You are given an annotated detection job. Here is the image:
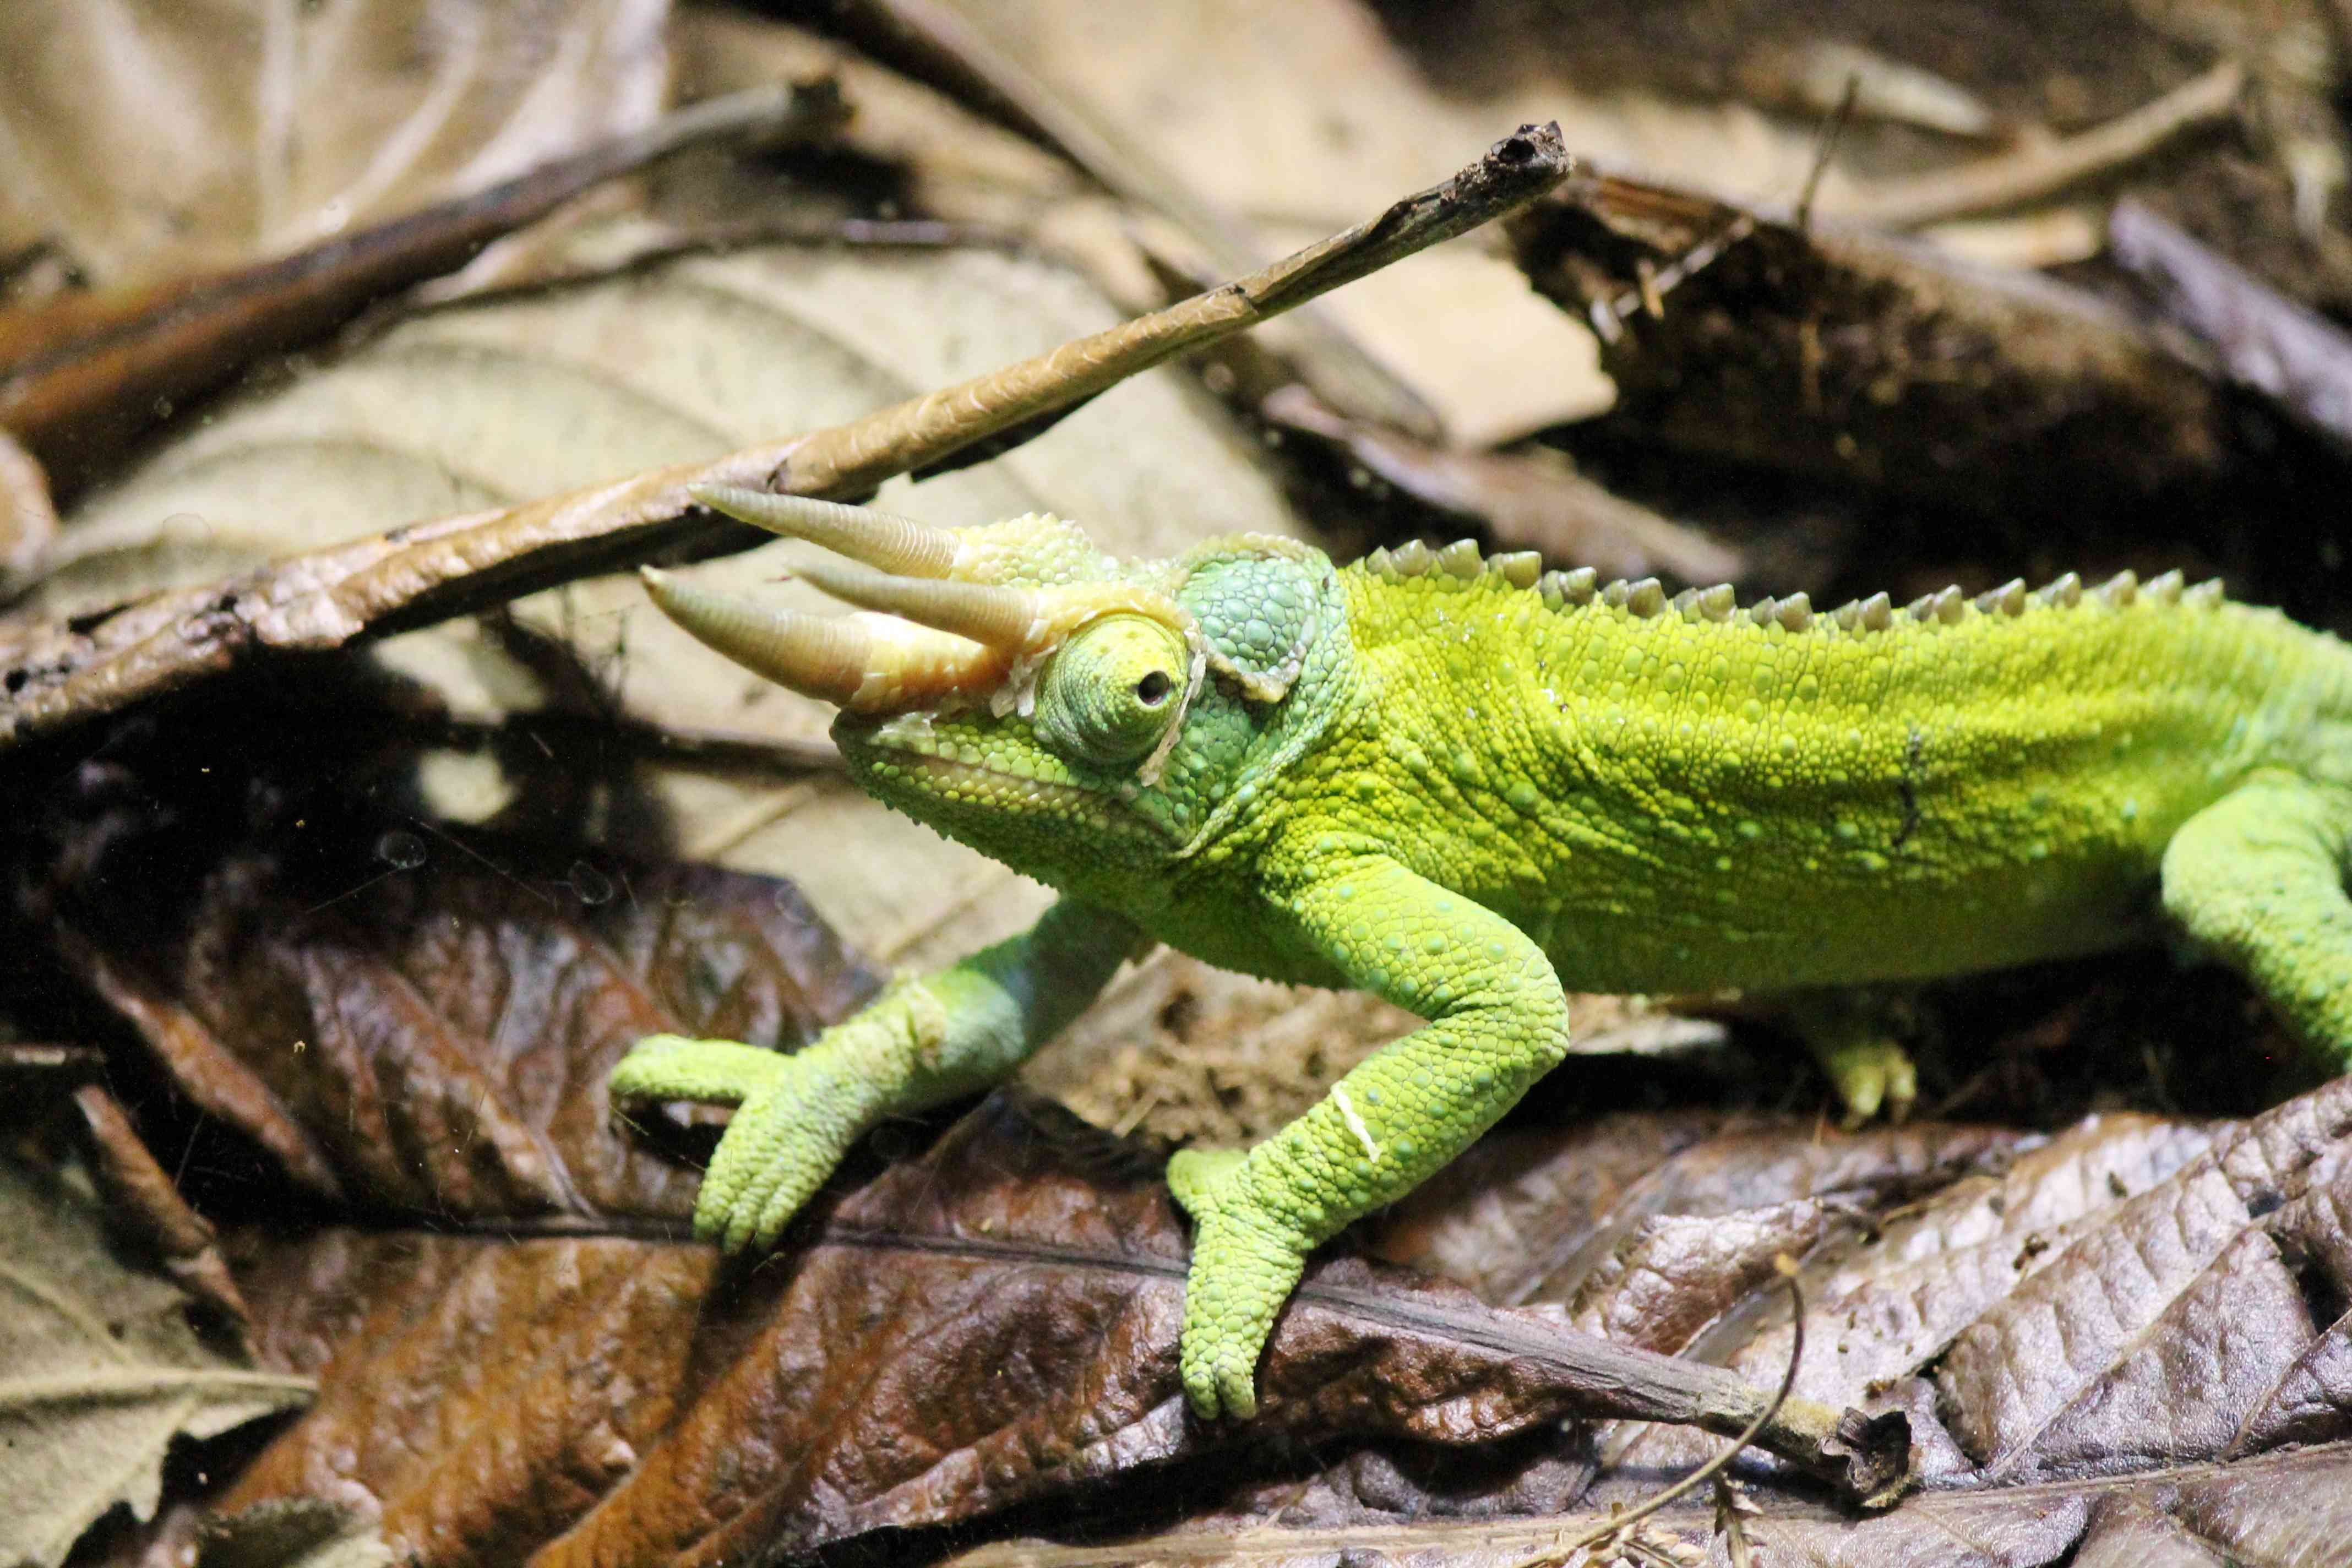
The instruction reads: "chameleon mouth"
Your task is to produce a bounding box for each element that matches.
[848,729,1104,813]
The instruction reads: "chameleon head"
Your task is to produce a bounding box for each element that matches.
[643,485,1344,892]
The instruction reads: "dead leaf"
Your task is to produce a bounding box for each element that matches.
[1737,1441,2352,1564]
[197,1499,394,1568]
[1941,1077,2352,1482]
[959,1440,2352,1567]
[2114,197,2352,450]
[215,1092,1895,1567]
[1376,1112,2034,1308]
[0,1155,312,1568]
[0,428,55,592]
[1032,950,1420,1147]
[839,0,1651,447]
[50,840,878,1226]
[1586,1084,2351,1502]
[72,1086,252,1337]
[0,84,841,494]
[668,7,1082,232]
[0,0,668,286]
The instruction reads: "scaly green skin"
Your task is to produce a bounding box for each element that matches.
[612,496,2352,1420]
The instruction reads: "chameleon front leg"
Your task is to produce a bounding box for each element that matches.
[1164,855,1570,1418]
[610,897,1142,1251]
[2162,770,2352,1064]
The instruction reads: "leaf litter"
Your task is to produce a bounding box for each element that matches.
[16,761,2350,1560]
[9,2,2352,1564]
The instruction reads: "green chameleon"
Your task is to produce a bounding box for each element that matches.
[610,482,2352,1418]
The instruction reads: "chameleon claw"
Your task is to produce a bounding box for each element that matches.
[1169,1151,1314,1419]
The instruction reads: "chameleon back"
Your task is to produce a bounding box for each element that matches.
[1299,559,2352,993]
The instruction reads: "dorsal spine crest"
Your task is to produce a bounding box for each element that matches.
[1349,537,2228,638]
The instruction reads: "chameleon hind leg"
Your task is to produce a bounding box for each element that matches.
[2162,770,2352,1068]
[609,898,1140,1251]
[1778,987,1920,1125]
[1165,854,1571,1419]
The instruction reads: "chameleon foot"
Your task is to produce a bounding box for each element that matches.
[1777,988,1920,1125]
[1166,1147,1310,1420]
[1815,1036,1918,1126]
[610,1032,881,1252]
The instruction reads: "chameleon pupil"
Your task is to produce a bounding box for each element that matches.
[1137,670,1173,705]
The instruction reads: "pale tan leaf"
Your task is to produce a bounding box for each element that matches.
[896,0,1828,444]
[0,0,669,285]
[0,1158,312,1568]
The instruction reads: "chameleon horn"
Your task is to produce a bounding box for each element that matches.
[688,483,959,579]
[641,567,871,707]
[792,556,1041,650]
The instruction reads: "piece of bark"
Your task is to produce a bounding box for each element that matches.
[1508,172,2234,522]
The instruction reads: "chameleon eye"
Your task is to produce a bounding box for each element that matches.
[1036,614,1189,767]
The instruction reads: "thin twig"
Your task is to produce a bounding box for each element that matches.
[1512,1256,1808,1568]
[1831,61,2242,230]
[838,0,1444,440]
[1795,74,1863,232]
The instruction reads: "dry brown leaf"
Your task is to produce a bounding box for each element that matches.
[49,841,876,1227]
[1581,1082,2352,1506]
[1376,1112,2033,1308]
[72,1085,253,1337]
[0,84,840,494]
[215,1092,1896,1567]
[0,0,669,286]
[0,428,56,592]
[667,6,1082,233]
[199,1071,2352,1562]
[197,1498,395,1568]
[2114,197,2352,450]
[948,1441,2352,1567]
[850,0,1652,447]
